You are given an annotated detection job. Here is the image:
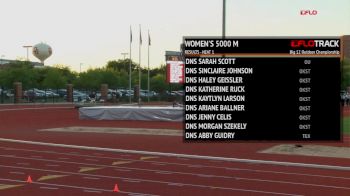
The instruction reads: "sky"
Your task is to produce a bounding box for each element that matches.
[0,0,349,71]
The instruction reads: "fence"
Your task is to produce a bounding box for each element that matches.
[0,86,183,105]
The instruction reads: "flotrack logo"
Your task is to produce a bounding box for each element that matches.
[291,40,339,48]
[300,10,318,15]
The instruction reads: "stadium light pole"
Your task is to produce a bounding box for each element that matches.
[121,52,128,59]
[222,0,226,38]
[121,52,129,70]
[23,45,32,61]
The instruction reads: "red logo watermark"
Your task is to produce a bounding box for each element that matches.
[291,40,339,48]
[300,10,318,15]
[291,40,315,48]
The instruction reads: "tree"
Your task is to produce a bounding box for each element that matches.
[342,58,350,90]
[42,68,66,89]
[53,64,77,84]
[106,59,137,72]
[118,69,129,88]
[0,63,38,89]
[150,64,166,78]
[150,73,168,93]
[74,70,100,90]
[99,68,119,89]
[0,57,180,94]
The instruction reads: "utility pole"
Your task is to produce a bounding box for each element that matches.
[121,52,129,70]
[23,45,32,61]
[121,52,128,59]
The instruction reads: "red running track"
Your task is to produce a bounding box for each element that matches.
[0,105,348,162]
[0,141,350,196]
[0,105,349,195]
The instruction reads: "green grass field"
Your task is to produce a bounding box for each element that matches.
[343,116,350,134]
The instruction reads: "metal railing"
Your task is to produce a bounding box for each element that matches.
[0,87,184,105]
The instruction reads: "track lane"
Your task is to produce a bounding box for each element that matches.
[0,166,305,196]
[0,141,349,195]
[0,105,349,195]
[0,178,159,196]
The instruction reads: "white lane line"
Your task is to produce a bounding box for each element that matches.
[45,164,60,167]
[2,159,350,192]
[83,190,102,194]
[151,163,165,166]
[167,183,184,187]
[0,155,349,186]
[155,171,172,175]
[187,165,202,168]
[0,165,302,196]
[121,154,132,157]
[177,158,189,161]
[0,144,343,182]
[0,106,73,112]
[1,140,350,180]
[3,154,16,157]
[40,186,59,190]
[225,167,350,180]
[0,177,158,196]
[128,194,152,196]
[0,147,131,163]
[0,155,350,186]
[0,146,238,175]
[234,176,350,190]
[0,138,346,171]
[93,153,104,156]
[16,163,29,166]
[83,176,101,180]
[114,169,131,172]
[123,179,140,183]
[197,174,213,178]
[9,171,25,175]
[226,168,239,171]
[85,159,99,162]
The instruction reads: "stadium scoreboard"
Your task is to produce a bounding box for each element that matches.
[184,37,342,141]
